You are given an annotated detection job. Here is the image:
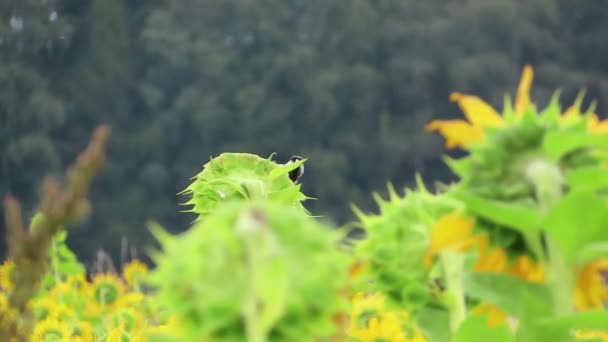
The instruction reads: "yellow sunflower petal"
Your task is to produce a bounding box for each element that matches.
[573,258,608,311]
[424,212,478,267]
[508,255,545,283]
[450,92,505,128]
[587,113,608,134]
[515,65,534,117]
[474,247,507,273]
[425,120,484,149]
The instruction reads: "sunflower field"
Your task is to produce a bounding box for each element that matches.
[1,65,608,341]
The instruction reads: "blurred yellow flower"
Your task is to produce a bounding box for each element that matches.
[0,292,16,330]
[348,292,427,342]
[105,320,126,342]
[123,260,149,288]
[0,259,15,292]
[351,311,427,342]
[91,273,126,308]
[31,318,72,341]
[72,320,94,342]
[573,258,608,311]
[349,291,385,330]
[508,255,545,283]
[424,212,481,267]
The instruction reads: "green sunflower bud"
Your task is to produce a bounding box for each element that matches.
[352,176,465,315]
[179,153,311,220]
[147,200,350,341]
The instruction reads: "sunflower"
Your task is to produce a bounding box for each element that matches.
[90,273,127,310]
[105,320,126,342]
[111,307,141,332]
[31,318,73,342]
[29,296,61,321]
[350,310,427,342]
[142,315,184,339]
[348,292,427,342]
[122,260,149,289]
[349,291,386,333]
[0,292,16,330]
[0,259,15,292]
[426,64,608,150]
[508,254,544,284]
[71,320,95,342]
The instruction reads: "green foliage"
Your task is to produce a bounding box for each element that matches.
[147,200,350,341]
[453,315,514,342]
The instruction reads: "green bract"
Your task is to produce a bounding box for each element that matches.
[180,153,310,220]
[147,200,350,342]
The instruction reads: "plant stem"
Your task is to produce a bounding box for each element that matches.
[440,250,467,333]
[546,237,574,316]
[525,159,573,316]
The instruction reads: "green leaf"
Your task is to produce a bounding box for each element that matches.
[576,242,608,265]
[464,273,552,319]
[416,306,451,342]
[543,131,608,161]
[565,166,608,191]
[455,192,542,234]
[453,314,515,342]
[542,189,608,263]
[528,310,608,342]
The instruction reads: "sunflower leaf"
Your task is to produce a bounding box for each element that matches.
[453,314,515,342]
[464,272,552,319]
[542,189,608,263]
[454,191,542,234]
[564,166,608,191]
[543,131,608,161]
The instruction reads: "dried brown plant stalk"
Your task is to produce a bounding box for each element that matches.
[1,125,110,340]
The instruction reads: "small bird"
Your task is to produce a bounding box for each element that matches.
[285,155,304,183]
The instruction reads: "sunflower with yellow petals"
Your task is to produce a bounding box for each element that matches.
[31,318,73,342]
[426,64,608,150]
[122,260,149,289]
[0,259,15,292]
[89,273,127,312]
[423,211,483,268]
[349,292,427,342]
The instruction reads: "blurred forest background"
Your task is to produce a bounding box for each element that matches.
[1,0,607,263]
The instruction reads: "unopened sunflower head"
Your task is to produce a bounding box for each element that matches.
[148,200,350,341]
[352,175,469,312]
[180,153,311,220]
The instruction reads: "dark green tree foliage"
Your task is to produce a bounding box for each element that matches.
[3,0,608,261]
[0,0,73,238]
